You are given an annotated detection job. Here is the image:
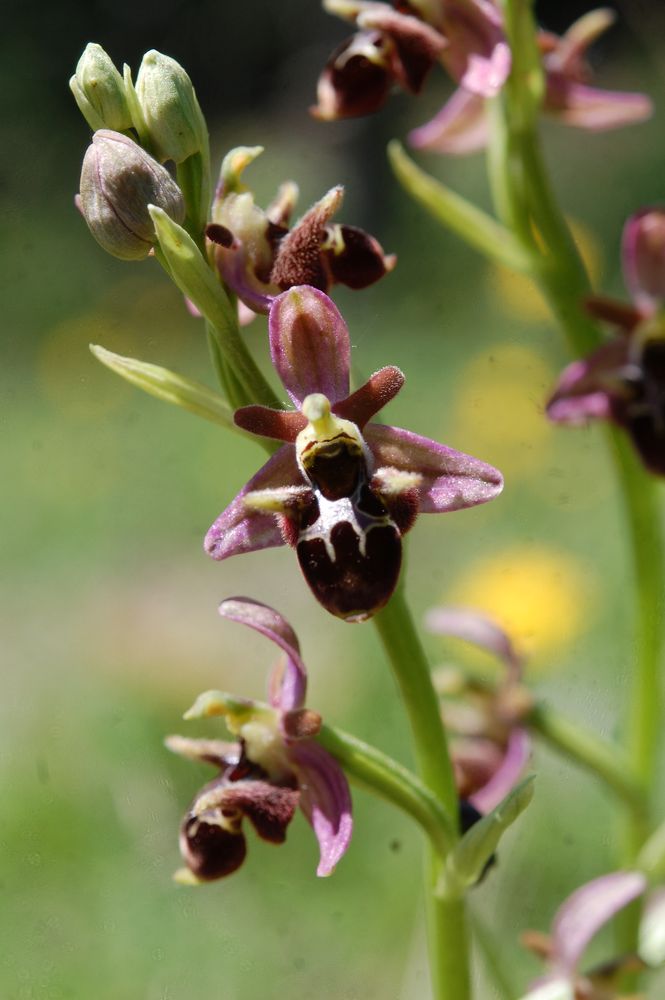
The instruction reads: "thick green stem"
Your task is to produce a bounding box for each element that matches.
[374,586,457,816]
[373,584,470,1000]
[426,863,471,1000]
[151,211,280,410]
[607,432,665,857]
[497,0,665,970]
[317,724,454,856]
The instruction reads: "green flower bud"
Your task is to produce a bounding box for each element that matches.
[69,43,132,132]
[78,130,185,260]
[135,50,208,163]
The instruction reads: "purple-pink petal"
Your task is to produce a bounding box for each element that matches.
[204,445,300,561]
[365,423,503,512]
[546,78,653,132]
[409,87,488,155]
[469,727,530,813]
[289,740,353,877]
[217,242,276,314]
[546,337,631,426]
[622,208,665,313]
[218,597,308,712]
[269,285,351,408]
[547,387,613,425]
[551,870,647,976]
[441,0,511,98]
[424,606,522,678]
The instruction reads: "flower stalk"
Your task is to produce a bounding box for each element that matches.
[492,0,665,965]
[373,583,471,1000]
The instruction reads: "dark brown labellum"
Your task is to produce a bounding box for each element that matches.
[293,475,402,622]
[620,339,665,476]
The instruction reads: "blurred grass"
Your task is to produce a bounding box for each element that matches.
[3,1,665,996]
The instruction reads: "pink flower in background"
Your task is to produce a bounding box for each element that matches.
[425,606,531,812]
[410,8,652,155]
[548,209,665,477]
[312,0,510,120]
[520,871,650,999]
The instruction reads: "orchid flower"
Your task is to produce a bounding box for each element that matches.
[207,146,395,319]
[547,209,665,477]
[312,0,510,121]
[519,871,650,1000]
[166,597,352,881]
[425,606,531,813]
[410,8,652,155]
[205,285,503,622]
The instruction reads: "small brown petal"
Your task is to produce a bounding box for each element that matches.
[234,405,307,442]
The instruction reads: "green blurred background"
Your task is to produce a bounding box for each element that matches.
[3,0,665,996]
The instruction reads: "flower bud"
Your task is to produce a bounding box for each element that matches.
[69,43,132,132]
[135,50,208,163]
[78,130,185,260]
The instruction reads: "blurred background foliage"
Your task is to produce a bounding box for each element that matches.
[3,0,665,996]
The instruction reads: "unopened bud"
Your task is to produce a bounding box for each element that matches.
[70,43,132,132]
[78,130,185,260]
[135,50,208,163]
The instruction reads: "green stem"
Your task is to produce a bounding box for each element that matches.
[177,153,209,250]
[607,431,664,856]
[151,224,279,410]
[374,586,457,816]
[373,584,471,1000]
[317,724,454,857]
[528,703,647,819]
[496,0,665,968]
[497,0,664,853]
[426,863,471,1000]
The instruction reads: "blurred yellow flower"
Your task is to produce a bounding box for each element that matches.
[449,545,595,665]
[487,218,602,322]
[449,343,556,477]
